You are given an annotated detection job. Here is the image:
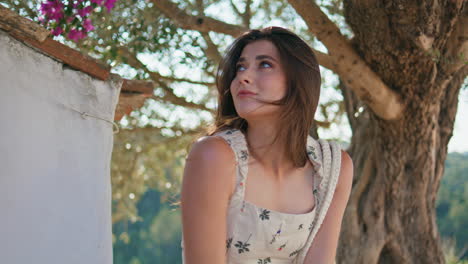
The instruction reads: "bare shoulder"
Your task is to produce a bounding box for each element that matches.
[180,135,237,262]
[187,135,236,165]
[183,135,237,198]
[336,149,353,200]
[340,150,353,174]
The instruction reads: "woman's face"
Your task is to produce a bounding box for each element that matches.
[230,40,287,122]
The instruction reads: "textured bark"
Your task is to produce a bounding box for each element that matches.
[288,0,404,120]
[336,1,467,263]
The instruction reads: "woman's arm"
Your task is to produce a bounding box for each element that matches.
[303,150,354,264]
[181,136,237,264]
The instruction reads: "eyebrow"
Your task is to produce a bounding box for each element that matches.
[237,55,278,63]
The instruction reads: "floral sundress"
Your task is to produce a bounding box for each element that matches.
[181,128,342,264]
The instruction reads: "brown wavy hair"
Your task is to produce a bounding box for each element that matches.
[207,26,321,168]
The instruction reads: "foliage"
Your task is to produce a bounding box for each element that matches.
[38,0,117,41]
[110,123,200,223]
[113,189,182,263]
[443,236,468,264]
[437,152,468,260]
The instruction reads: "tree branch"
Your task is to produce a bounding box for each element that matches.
[159,74,215,86]
[116,46,213,113]
[200,31,223,66]
[229,0,242,17]
[151,0,248,36]
[191,0,223,67]
[314,49,336,72]
[152,0,338,73]
[287,0,404,120]
[243,0,253,28]
[228,0,253,28]
[195,0,204,14]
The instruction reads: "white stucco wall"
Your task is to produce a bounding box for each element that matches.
[0,30,121,263]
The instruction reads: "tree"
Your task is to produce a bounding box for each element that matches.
[4,0,467,263]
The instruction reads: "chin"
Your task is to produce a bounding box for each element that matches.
[235,105,261,118]
[234,102,281,120]
[236,109,277,122]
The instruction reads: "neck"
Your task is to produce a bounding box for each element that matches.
[244,120,299,180]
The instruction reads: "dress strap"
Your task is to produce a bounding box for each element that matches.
[307,135,324,210]
[294,139,342,264]
[212,128,250,203]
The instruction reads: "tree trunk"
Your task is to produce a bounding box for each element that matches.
[336,1,467,263]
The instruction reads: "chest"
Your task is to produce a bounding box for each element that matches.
[243,162,316,215]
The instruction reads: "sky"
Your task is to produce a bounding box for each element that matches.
[448,88,468,153]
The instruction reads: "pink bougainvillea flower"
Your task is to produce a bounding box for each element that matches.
[72,1,81,9]
[40,0,65,21]
[83,19,95,32]
[40,0,118,39]
[91,0,105,5]
[104,0,117,12]
[77,5,93,17]
[68,28,87,41]
[51,11,64,21]
[51,26,63,36]
[67,28,79,40]
[39,1,53,15]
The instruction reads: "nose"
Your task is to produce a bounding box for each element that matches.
[237,68,252,85]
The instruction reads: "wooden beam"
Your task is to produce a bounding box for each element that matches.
[0,5,50,42]
[8,31,111,81]
[114,79,154,121]
[121,79,154,94]
[114,93,152,121]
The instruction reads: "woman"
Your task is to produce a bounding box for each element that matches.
[180,26,353,264]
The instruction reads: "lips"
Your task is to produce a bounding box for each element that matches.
[238,89,257,96]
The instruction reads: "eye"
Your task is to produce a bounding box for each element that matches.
[235,64,246,72]
[260,61,272,68]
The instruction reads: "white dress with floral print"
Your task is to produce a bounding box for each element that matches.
[181,128,342,264]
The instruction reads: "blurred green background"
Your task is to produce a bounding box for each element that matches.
[111,151,468,263]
